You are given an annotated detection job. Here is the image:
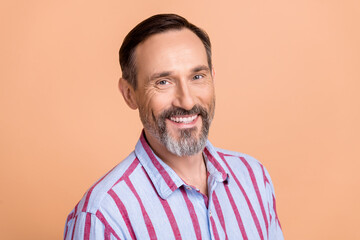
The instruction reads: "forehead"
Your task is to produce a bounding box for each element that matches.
[134,28,208,77]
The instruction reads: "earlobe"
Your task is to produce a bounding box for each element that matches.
[118,78,138,110]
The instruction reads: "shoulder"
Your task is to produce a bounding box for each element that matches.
[68,151,142,217]
[214,147,273,190]
[215,147,264,171]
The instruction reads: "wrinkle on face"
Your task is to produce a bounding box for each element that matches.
[132,29,215,156]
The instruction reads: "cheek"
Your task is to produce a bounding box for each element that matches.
[136,90,154,118]
[196,84,215,106]
[142,90,172,117]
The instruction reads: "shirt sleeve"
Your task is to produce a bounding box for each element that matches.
[64,211,124,240]
[262,166,284,240]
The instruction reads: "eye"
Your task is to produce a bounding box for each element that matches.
[193,74,204,80]
[157,80,169,85]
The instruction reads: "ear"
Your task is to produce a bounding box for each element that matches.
[211,65,216,82]
[118,78,138,110]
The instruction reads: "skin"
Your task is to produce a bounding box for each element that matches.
[119,28,215,195]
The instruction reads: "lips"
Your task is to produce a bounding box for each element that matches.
[169,115,198,124]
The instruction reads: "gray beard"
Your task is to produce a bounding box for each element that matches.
[160,123,208,156]
[140,104,214,156]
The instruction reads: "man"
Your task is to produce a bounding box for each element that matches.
[64,14,283,240]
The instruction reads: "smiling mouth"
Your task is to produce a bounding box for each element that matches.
[169,115,198,124]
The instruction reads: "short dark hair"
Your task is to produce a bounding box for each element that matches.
[119,13,212,89]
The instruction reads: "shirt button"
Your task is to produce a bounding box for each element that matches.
[209,210,212,217]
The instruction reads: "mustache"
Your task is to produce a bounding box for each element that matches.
[159,105,209,120]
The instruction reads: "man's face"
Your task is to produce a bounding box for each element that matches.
[134,28,215,156]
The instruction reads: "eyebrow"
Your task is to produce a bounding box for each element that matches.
[149,71,173,81]
[191,65,210,73]
[149,65,210,81]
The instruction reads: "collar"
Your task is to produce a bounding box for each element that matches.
[134,131,229,199]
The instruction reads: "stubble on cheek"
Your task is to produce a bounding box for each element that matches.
[137,94,167,144]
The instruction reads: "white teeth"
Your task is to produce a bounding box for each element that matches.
[170,115,197,123]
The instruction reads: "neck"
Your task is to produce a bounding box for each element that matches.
[144,130,208,196]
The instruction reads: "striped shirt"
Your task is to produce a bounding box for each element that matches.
[64,132,283,240]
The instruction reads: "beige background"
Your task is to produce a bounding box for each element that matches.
[1,0,359,239]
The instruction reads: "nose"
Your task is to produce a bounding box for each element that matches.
[172,80,195,110]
